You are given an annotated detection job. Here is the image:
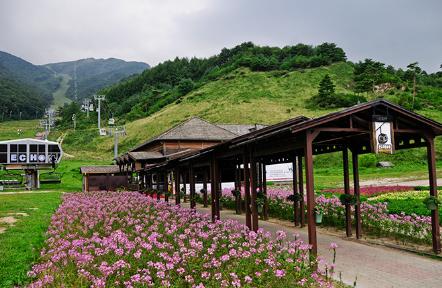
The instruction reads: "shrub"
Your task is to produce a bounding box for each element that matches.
[359,154,377,168]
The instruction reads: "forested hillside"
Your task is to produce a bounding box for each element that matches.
[0,51,60,104]
[44,58,150,102]
[0,77,47,120]
[97,42,442,123]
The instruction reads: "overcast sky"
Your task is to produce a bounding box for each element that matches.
[0,0,441,73]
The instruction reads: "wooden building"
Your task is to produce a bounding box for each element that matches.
[142,99,442,255]
[114,116,267,190]
[80,165,126,191]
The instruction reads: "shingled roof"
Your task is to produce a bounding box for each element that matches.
[129,117,240,152]
[128,151,165,161]
[215,124,269,136]
[80,165,121,174]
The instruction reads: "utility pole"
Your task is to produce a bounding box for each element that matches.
[94,95,105,129]
[72,114,76,132]
[108,126,126,162]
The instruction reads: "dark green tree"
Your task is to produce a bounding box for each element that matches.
[318,74,335,96]
[354,59,385,101]
[407,62,421,109]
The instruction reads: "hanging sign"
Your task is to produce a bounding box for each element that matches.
[370,115,395,154]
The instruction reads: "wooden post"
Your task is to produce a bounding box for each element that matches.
[156,171,160,200]
[352,150,362,239]
[170,172,174,200]
[258,161,263,218]
[305,130,318,255]
[183,171,187,203]
[234,161,239,214]
[250,149,258,232]
[203,168,208,208]
[293,157,299,226]
[298,155,305,228]
[424,134,441,254]
[215,158,220,220]
[263,162,268,219]
[190,162,195,209]
[175,165,180,205]
[210,157,216,221]
[243,148,251,230]
[343,148,352,237]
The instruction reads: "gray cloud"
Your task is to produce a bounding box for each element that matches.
[0,0,440,72]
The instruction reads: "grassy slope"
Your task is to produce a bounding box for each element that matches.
[50,73,72,109]
[63,63,355,156]
[0,119,41,141]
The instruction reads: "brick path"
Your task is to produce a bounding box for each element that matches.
[180,202,442,288]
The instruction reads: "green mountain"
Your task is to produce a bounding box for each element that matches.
[55,42,442,167]
[0,51,60,104]
[0,51,150,121]
[43,58,150,102]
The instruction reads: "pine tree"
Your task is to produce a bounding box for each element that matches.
[318,74,335,96]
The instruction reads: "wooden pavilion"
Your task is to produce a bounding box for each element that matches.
[115,116,268,191]
[142,99,442,255]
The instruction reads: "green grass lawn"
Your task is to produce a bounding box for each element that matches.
[0,119,42,141]
[0,192,63,288]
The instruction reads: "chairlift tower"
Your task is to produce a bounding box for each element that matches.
[108,126,126,161]
[83,98,91,117]
[37,120,51,140]
[94,95,105,129]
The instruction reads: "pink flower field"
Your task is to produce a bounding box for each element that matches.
[215,187,439,245]
[22,191,338,288]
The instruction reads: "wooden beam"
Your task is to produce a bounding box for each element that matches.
[253,142,304,158]
[317,127,368,132]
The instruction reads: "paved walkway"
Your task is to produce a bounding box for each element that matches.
[179,202,442,288]
[385,178,442,187]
